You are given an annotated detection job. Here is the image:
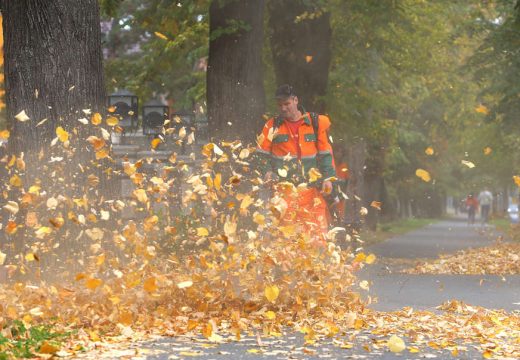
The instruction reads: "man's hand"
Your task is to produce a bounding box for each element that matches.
[322,180,333,195]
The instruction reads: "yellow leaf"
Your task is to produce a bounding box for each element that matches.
[265,285,280,303]
[359,280,369,291]
[87,136,105,151]
[95,148,109,160]
[106,116,119,126]
[305,55,313,63]
[214,173,222,190]
[25,253,37,262]
[0,251,6,265]
[370,201,382,210]
[415,169,431,182]
[143,277,158,293]
[247,349,262,354]
[56,126,69,142]
[461,160,475,168]
[387,335,406,353]
[151,138,162,150]
[425,147,434,155]
[9,174,23,187]
[197,227,209,237]
[308,168,322,183]
[91,112,102,125]
[177,280,193,289]
[482,350,493,359]
[240,195,254,210]
[484,147,492,155]
[354,252,366,262]
[85,278,103,290]
[475,104,489,115]
[513,175,520,187]
[265,311,276,320]
[0,129,10,139]
[39,341,59,354]
[15,110,30,122]
[365,253,376,264]
[278,168,288,178]
[133,189,148,203]
[154,31,169,40]
[119,310,133,326]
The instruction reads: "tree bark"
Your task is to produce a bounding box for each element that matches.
[267,0,332,113]
[3,0,106,155]
[207,0,265,143]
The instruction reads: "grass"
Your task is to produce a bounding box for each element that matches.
[0,320,70,359]
[361,217,438,245]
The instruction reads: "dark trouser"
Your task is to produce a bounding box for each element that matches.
[481,204,490,223]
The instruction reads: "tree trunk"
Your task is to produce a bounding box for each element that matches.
[267,0,332,113]
[3,0,106,155]
[207,0,265,143]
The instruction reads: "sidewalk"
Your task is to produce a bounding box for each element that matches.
[363,218,520,312]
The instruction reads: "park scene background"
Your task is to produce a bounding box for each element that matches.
[1,0,520,359]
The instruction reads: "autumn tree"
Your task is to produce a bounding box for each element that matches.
[207,0,266,143]
[2,0,106,155]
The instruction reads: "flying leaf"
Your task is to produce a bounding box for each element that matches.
[133,189,148,203]
[278,168,288,178]
[3,201,19,215]
[305,55,313,63]
[370,201,382,210]
[387,335,406,353]
[513,176,520,187]
[197,227,209,237]
[9,175,22,187]
[365,253,377,264]
[154,31,169,40]
[15,110,30,122]
[214,173,222,190]
[85,278,103,290]
[265,311,276,320]
[0,251,6,265]
[461,160,475,168]
[143,277,158,293]
[56,126,69,142]
[179,127,187,139]
[91,112,102,125]
[151,138,162,150]
[475,104,489,115]
[177,280,193,289]
[0,130,10,139]
[265,285,280,303]
[106,116,119,126]
[415,169,431,182]
[425,147,434,155]
[308,168,322,183]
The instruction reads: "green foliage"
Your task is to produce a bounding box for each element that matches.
[0,320,69,359]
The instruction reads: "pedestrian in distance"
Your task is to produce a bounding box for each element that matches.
[478,188,493,225]
[465,193,479,225]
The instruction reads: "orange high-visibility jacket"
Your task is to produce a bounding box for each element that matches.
[255,112,336,183]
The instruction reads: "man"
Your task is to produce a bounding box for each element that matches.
[478,188,493,224]
[255,84,336,235]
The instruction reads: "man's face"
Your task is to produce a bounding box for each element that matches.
[277,96,299,119]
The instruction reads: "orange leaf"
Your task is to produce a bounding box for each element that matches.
[85,278,103,290]
[91,112,102,125]
[143,277,158,292]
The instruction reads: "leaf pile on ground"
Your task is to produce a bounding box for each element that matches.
[0,113,369,357]
[402,242,520,275]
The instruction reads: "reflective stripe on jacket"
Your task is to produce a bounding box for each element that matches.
[255,112,336,183]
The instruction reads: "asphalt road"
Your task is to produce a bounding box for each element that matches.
[92,218,520,360]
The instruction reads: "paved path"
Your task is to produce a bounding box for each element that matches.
[101,218,519,359]
[362,219,520,312]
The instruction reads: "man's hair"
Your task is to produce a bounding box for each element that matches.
[275,84,296,99]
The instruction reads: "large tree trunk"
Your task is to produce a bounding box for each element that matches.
[267,0,332,113]
[3,0,106,155]
[207,0,265,143]
[1,0,106,280]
